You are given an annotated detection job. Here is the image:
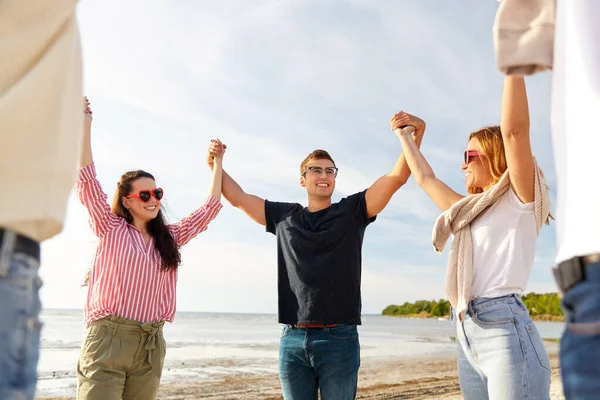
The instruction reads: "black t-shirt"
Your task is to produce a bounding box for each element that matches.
[265,190,376,325]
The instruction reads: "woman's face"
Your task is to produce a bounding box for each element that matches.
[122,177,162,223]
[462,137,493,191]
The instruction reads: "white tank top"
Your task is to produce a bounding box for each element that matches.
[470,188,538,299]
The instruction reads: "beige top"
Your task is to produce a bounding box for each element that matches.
[0,0,82,242]
[432,159,551,320]
[493,0,556,75]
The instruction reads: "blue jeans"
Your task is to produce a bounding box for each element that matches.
[0,232,42,400]
[279,324,360,400]
[560,261,600,400]
[454,294,551,400]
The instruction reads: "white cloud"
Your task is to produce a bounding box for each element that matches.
[39,0,558,315]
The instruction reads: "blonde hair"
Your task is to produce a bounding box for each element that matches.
[467,126,507,194]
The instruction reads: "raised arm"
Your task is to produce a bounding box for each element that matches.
[169,139,224,247]
[391,112,465,211]
[364,120,425,218]
[76,97,121,237]
[79,97,93,168]
[206,146,266,226]
[500,76,534,203]
[207,139,223,202]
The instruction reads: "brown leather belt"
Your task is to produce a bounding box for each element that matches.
[294,323,339,329]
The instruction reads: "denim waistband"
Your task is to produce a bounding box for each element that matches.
[581,261,600,282]
[468,294,523,315]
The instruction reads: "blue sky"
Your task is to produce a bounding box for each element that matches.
[40,0,558,314]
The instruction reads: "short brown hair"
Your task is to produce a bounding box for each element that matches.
[300,149,335,175]
[467,126,507,194]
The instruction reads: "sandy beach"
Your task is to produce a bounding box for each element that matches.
[35,312,565,399]
[39,351,564,400]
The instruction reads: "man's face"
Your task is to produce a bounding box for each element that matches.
[300,158,337,199]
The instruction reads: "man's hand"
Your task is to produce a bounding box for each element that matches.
[390,111,425,138]
[206,138,227,168]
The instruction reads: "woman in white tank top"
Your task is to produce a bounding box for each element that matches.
[390,76,552,400]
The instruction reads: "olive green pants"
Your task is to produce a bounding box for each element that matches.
[77,316,166,400]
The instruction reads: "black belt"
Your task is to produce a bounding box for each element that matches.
[553,253,600,293]
[0,228,40,261]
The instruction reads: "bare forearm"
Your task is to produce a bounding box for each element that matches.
[216,169,266,224]
[390,129,425,184]
[396,130,433,186]
[501,76,530,136]
[363,129,426,218]
[221,170,247,207]
[79,126,93,168]
[208,159,223,201]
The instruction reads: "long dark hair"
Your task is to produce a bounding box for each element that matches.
[112,170,181,270]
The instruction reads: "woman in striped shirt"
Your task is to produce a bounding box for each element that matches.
[76,97,224,400]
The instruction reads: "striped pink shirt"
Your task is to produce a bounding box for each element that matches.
[77,163,222,327]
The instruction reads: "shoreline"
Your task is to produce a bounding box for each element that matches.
[37,352,564,400]
[382,313,565,322]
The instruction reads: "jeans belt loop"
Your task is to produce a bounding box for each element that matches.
[467,299,475,317]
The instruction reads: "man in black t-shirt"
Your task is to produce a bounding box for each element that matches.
[207,129,423,399]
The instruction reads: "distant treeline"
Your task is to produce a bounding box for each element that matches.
[382,292,563,320]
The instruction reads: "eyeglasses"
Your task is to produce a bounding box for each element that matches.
[301,166,339,177]
[125,188,164,202]
[463,150,482,164]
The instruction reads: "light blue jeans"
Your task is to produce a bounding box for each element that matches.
[454,294,551,400]
[279,324,360,400]
[560,261,600,400]
[0,231,43,400]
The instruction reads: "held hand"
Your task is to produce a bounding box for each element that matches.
[390,111,425,138]
[206,138,227,168]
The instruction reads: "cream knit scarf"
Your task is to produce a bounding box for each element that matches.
[432,158,551,320]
